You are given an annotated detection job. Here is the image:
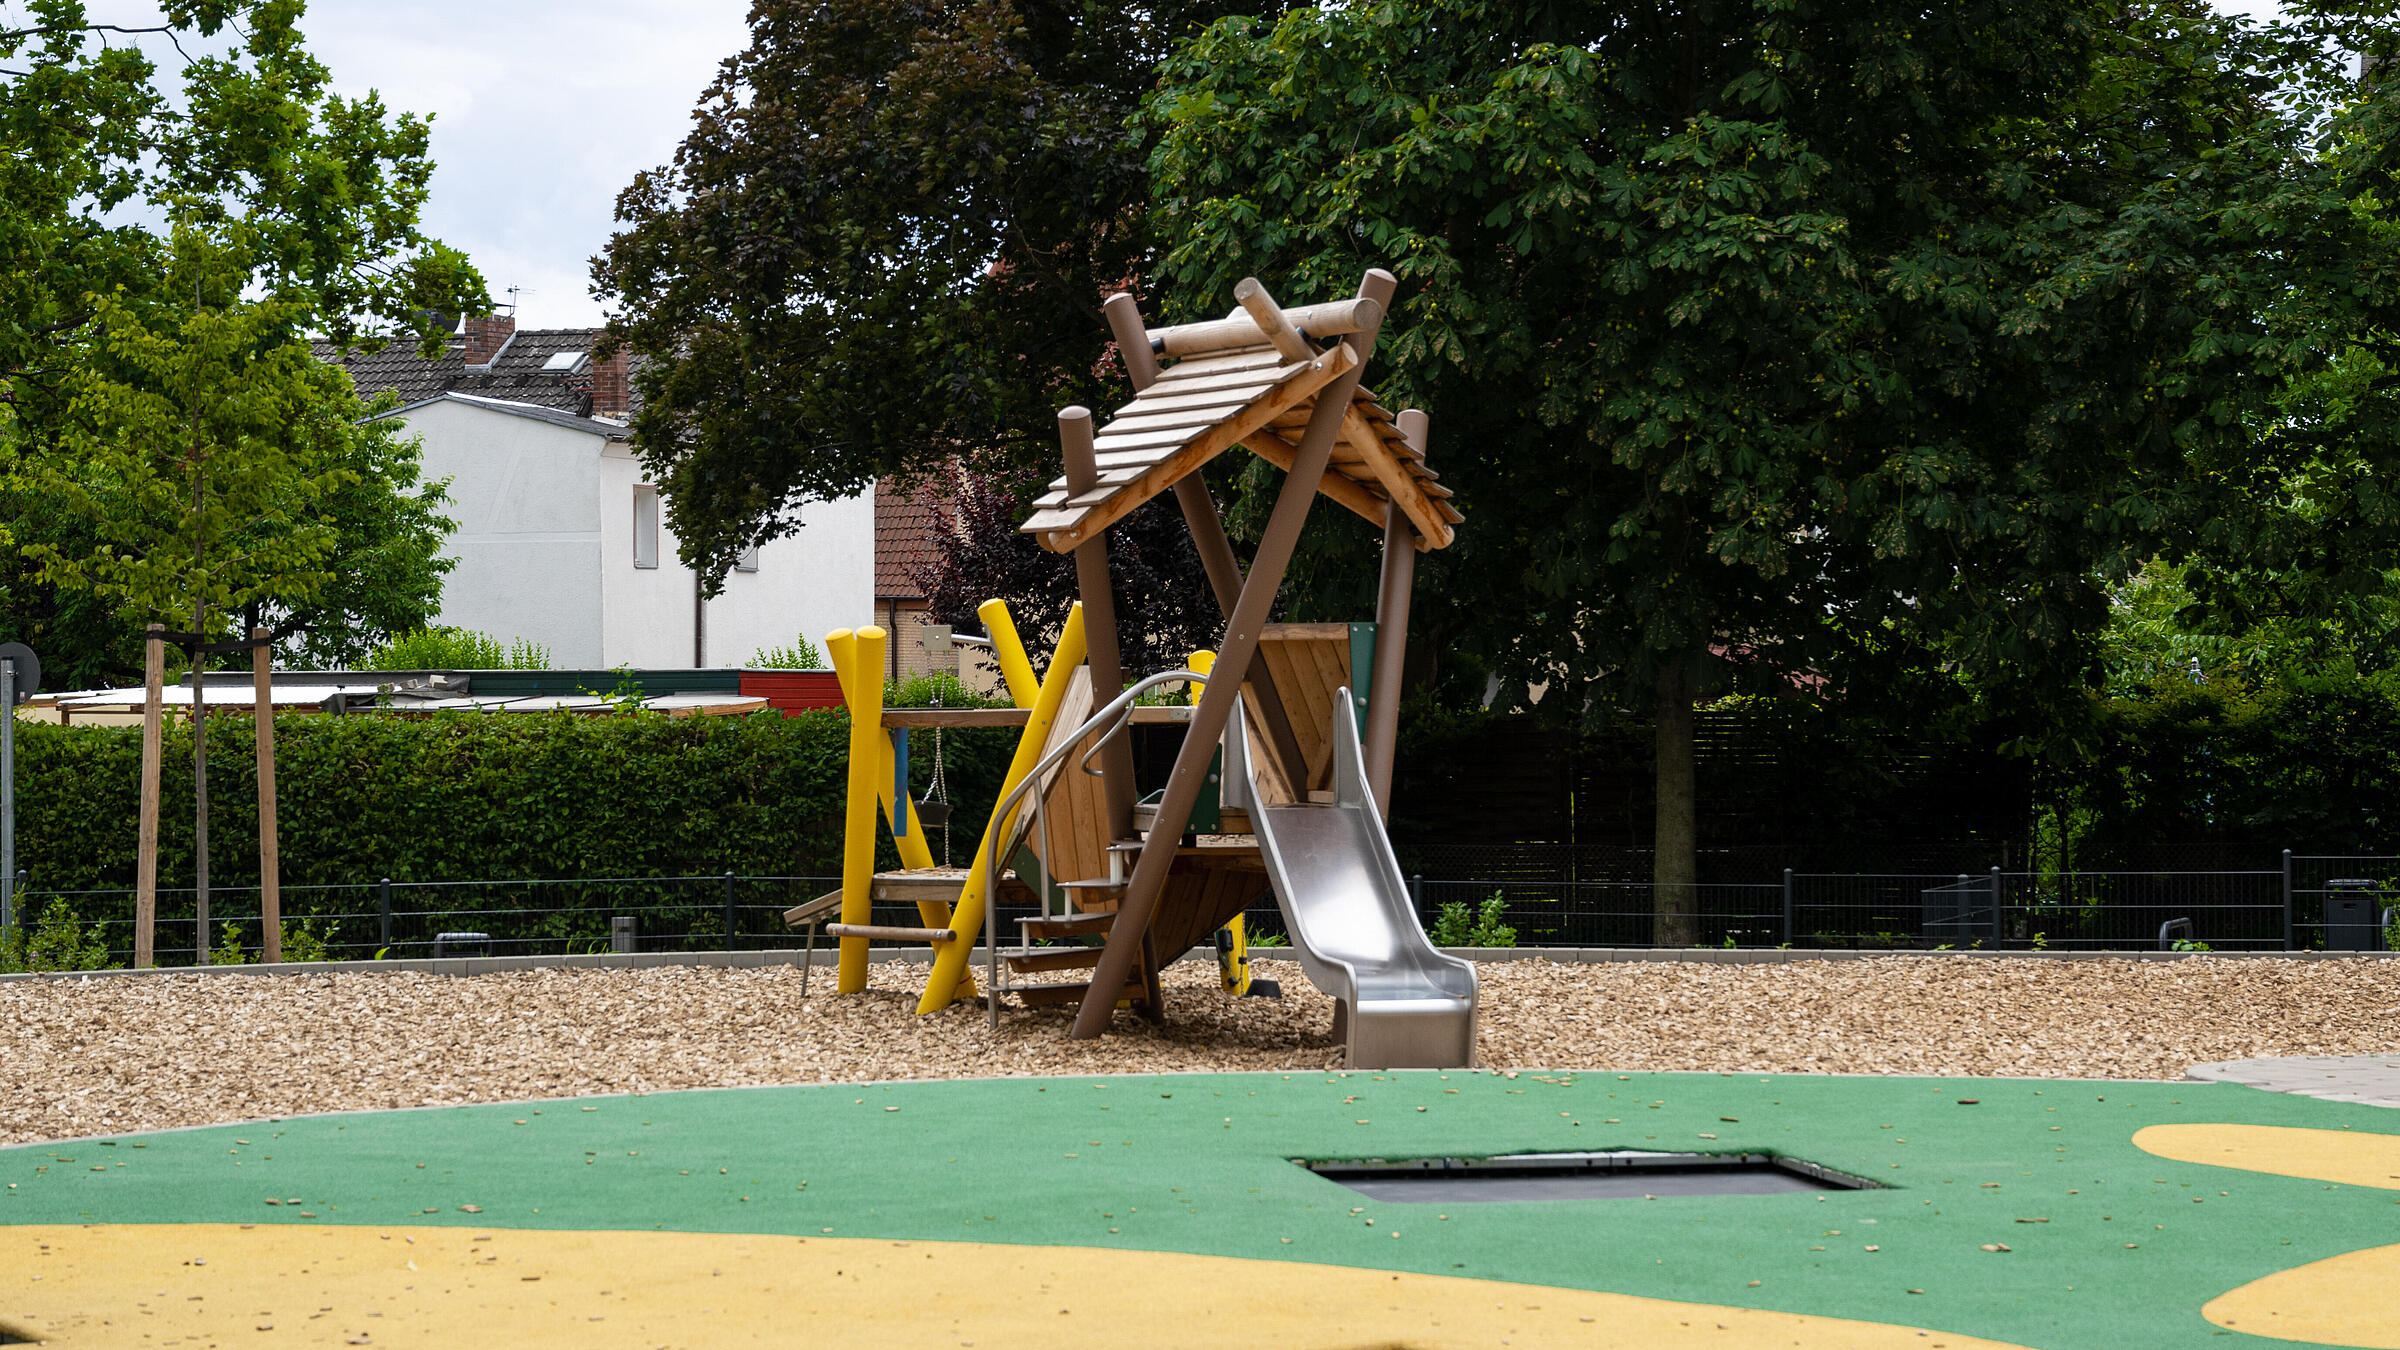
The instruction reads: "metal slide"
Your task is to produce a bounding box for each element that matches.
[1231,687,1478,1068]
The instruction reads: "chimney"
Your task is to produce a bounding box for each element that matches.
[461,314,514,366]
[589,345,631,417]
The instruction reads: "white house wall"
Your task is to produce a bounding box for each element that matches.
[596,444,874,668]
[399,398,606,666]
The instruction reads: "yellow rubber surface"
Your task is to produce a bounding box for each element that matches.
[2204,1242,2400,1347]
[2134,1123,2400,1190]
[3,1224,2038,1349]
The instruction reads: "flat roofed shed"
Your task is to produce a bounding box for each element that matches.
[1017,288,1463,555]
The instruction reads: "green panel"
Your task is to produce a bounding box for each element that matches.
[1347,621,1378,734]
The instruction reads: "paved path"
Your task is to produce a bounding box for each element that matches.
[2188,1054,2400,1108]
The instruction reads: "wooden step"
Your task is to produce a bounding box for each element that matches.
[1014,980,1147,1008]
[1059,877,1126,891]
[1001,945,1104,973]
[825,923,954,942]
[1019,911,1116,938]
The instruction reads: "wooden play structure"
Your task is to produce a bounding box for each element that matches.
[795,269,1476,1066]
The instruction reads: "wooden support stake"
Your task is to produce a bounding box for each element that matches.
[1102,293,1162,390]
[1233,277,1316,364]
[252,628,281,963]
[1060,406,1138,840]
[1074,271,1389,1040]
[135,623,164,969]
[1362,410,1426,815]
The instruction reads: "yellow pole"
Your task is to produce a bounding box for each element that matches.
[918,604,1087,1013]
[827,627,886,993]
[979,598,1037,709]
[829,641,974,999]
[1187,649,1215,704]
[1191,648,1249,992]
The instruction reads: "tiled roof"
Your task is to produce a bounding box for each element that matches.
[318,327,632,418]
[875,479,951,600]
[384,392,631,439]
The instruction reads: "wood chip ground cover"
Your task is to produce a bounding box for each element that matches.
[2,955,2394,1145]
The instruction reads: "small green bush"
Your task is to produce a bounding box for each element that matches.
[750,635,827,669]
[0,894,114,972]
[1429,893,1516,947]
[886,670,1005,709]
[365,628,550,671]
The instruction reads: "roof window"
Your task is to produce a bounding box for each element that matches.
[541,350,591,375]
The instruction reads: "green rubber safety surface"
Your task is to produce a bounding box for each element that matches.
[6,1069,2397,1348]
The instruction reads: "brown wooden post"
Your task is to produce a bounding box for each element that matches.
[1100,293,1162,390]
[1072,270,1392,1040]
[135,623,164,968]
[252,627,280,963]
[1058,407,1138,840]
[1361,408,1427,815]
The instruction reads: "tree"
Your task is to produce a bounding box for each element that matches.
[592,0,1282,591]
[1142,0,2400,939]
[0,0,485,677]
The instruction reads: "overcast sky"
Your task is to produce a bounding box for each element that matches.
[39,0,2296,331]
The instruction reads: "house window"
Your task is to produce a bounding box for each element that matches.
[633,485,660,569]
[734,543,759,573]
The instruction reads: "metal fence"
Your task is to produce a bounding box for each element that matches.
[8,853,2400,968]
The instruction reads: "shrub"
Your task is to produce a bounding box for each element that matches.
[364,628,550,671]
[750,635,826,669]
[0,894,113,972]
[1431,893,1516,947]
[886,669,1005,709]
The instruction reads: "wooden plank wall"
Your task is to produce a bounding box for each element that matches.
[1249,624,1355,794]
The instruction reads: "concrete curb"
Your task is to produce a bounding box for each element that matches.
[5,943,2393,984]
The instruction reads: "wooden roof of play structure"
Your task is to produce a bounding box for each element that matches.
[1019,284,1464,554]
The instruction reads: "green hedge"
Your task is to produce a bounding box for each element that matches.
[16,708,1013,897]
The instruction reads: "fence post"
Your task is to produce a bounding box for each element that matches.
[723,872,738,949]
[379,877,392,951]
[1990,866,2003,945]
[2282,848,2294,951]
[1410,874,1422,911]
[1781,868,1794,945]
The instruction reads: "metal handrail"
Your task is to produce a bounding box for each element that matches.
[984,668,1208,1028]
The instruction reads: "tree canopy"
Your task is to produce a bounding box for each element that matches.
[1139,0,2400,933]
[0,0,485,681]
[593,0,1281,591]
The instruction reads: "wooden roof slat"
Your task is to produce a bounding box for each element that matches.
[1026,343,1355,552]
[1340,403,1452,548]
[1151,347,1288,382]
[1092,446,1188,470]
[1092,424,1210,454]
[1102,401,1259,439]
[1239,427,1430,548]
[1109,381,1282,419]
[1145,363,1313,401]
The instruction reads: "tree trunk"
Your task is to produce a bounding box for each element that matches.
[1652,658,1697,945]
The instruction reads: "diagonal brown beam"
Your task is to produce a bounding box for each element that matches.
[1171,476,1308,793]
[1072,269,1394,1040]
[1105,292,1310,791]
[1058,407,1139,840]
